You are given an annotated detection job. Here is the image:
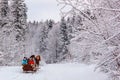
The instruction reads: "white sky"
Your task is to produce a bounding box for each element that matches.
[25,0,61,22]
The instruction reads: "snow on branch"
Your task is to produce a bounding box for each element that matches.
[109,14,120,21]
[91,7,120,12]
[57,0,102,34]
[94,46,120,71]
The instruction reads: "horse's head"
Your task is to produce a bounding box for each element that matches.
[36,55,41,61]
[35,55,41,66]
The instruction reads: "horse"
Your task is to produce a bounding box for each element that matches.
[35,55,41,67]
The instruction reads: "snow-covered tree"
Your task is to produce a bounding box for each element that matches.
[39,24,48,53]
[0,0,9,28]
[56,17,69,62]
[0,0,9,18]
[11,0,27,41]
[57,0,120,79]
[46,23,59,63]
[46,19,54,29]
[66,17,73,40]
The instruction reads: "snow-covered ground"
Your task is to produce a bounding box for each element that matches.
[0,64,108,80]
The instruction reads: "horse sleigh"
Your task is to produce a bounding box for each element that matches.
[22,64,36,72]
[22,55,41,73]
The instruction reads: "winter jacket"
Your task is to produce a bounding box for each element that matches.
[28,59,35,65]
[22,59,28,65]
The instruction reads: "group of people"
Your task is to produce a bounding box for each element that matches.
[22,55,41,70]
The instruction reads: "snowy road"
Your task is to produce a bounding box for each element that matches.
[0,64,107,80]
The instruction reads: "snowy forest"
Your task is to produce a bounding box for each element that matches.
[0,0,120,80]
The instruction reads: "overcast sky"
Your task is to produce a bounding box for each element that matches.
[25,0,61,22]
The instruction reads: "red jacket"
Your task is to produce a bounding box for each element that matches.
[28,59,34,65]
